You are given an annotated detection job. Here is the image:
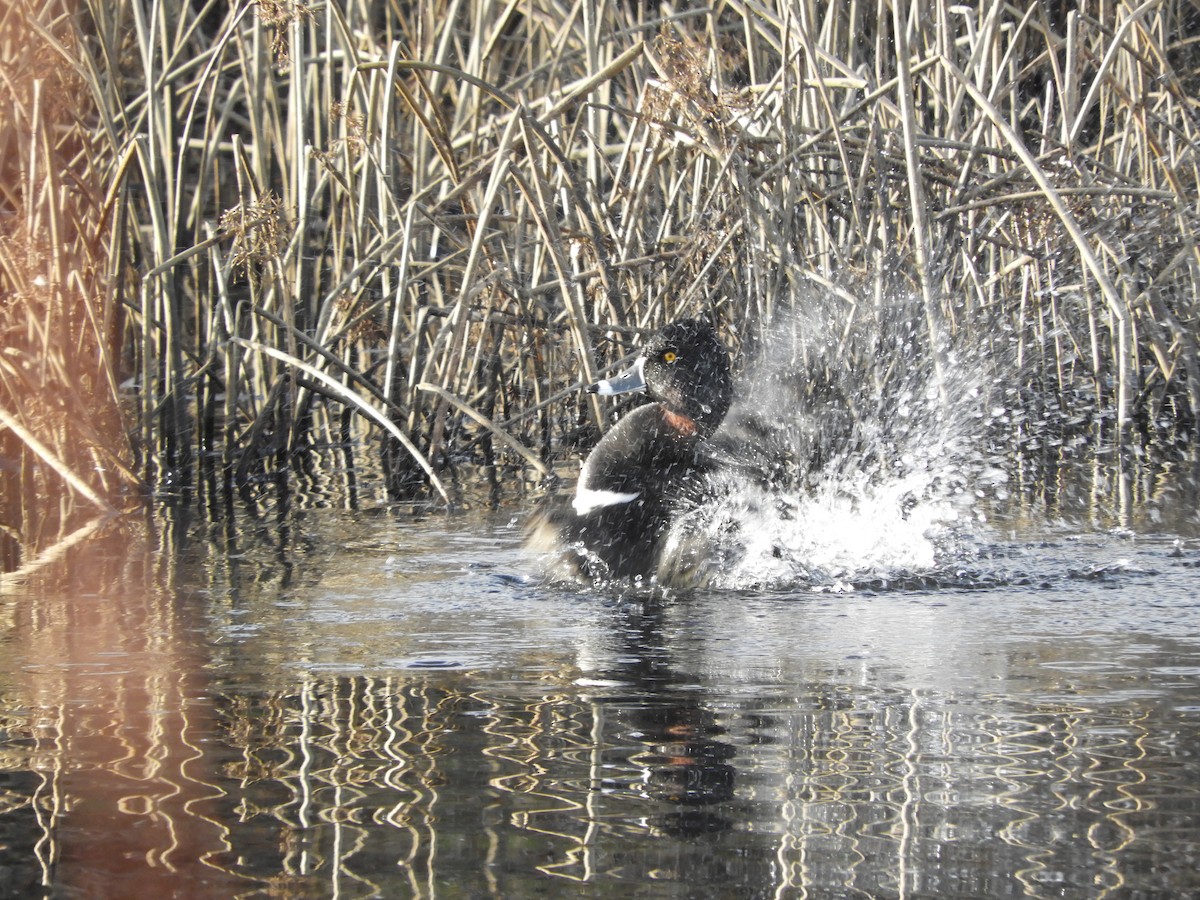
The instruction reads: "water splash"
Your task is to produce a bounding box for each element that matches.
[665,290,1010,592]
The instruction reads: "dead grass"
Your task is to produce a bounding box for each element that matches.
[0,0,137,568]
[3,0,1200,552]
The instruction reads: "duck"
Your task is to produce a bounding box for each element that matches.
[530,318,735,586]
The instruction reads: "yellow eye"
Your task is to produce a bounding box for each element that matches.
[662,350,677,363]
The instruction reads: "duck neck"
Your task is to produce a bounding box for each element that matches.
[662,407,700,437]
[579,403,703,497]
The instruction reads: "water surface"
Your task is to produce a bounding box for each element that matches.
[2,494,1199,898]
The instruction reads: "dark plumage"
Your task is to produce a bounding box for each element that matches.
[529,319,734,585]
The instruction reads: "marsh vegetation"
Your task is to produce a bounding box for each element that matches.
[2,0,1199,565]
[4,6,1200,893]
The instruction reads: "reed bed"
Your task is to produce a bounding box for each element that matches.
[0,1,138,568]
[2,0,1199,543]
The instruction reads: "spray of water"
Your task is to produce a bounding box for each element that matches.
[662,287,1010,592]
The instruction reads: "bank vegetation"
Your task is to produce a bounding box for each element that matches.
[2,0,1198,564]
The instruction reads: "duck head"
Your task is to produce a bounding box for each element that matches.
[588,318,733,438]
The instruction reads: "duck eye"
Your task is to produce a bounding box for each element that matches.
[662,350,677,364]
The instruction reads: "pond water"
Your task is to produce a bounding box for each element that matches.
[2,470,1200,899]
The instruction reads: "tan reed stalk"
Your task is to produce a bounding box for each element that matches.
[2,0,1189,521]
[0,0,138,567]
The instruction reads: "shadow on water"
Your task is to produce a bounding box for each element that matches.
[2,469,1200,897]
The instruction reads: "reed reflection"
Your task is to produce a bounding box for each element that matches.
[3,506,1199,897]
[0,514,247,897]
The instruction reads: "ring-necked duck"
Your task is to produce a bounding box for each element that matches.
[531,318,734,585]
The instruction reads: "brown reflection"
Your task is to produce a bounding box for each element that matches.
[2,515,248,897]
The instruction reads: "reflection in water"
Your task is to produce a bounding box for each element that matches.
[1,501,1199,897]
[171,662,1199,896]
[591,607,738,837]
[0,515,244,897]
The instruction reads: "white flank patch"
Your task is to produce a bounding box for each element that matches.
[573,486,640,515]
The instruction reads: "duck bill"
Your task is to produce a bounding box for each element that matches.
[587,356,647,396]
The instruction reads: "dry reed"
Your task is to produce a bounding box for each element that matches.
[3,0,1199,542]
[0,0,137,569]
